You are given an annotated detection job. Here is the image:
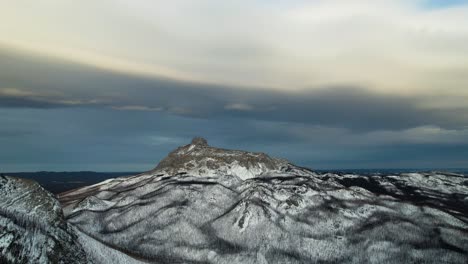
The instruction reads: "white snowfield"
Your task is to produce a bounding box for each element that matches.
[56,139,468,264]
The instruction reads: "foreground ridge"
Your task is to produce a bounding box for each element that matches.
[0,176,88,264]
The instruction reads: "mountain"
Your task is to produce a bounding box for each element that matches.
[57,138,468,264]
[0,175,88,264]
[151,137,288,179]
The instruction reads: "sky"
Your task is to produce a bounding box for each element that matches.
[1,0,468,171]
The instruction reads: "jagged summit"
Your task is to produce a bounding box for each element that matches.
[191,137,208,146]
[152,137,289,179]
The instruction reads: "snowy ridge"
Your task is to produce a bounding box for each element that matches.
[0,176,89,264]
[59,170,468,263]
[57,138,468,264]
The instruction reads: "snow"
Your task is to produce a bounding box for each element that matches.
[3,139,467,263]
[187,144,196,152]
[59,166,468,263]
[0,233,14,248]
[76,228,146,264]
[0,176,89,264]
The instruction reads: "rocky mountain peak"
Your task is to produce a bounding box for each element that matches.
[191,137,208,146]
[152,137,288,179]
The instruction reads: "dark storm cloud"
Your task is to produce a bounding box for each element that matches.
[0,92,103,109]
[1,47,467,133]
[216,88,468,131]
[0,96,64,108]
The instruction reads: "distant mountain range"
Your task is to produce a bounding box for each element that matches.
[1,138,467,263]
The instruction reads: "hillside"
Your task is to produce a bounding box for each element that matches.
[0,176,89,264]
[58,138,468,263]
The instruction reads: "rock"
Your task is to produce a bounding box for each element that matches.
[191,137,208,146]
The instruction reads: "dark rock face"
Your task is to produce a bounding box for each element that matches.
[0,176,89,264]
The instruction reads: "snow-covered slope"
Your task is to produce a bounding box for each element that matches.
[0,176,88,264]
[58,138,468,264]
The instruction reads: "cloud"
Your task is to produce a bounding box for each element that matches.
[224,103,254,111]
[281,123,468,147]
[1,1,467,123]
[147,136,186,146]
[0,0,468,99]
[112,105,163,112]
[0,95,67,109]
[1,49,467,132]
[0,88,37,97]
[0,87,103,108]
[0,1,467,170]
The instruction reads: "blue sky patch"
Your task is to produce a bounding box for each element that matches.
[422,0,468,9]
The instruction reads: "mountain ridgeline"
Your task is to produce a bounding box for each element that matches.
[1,138,468,263]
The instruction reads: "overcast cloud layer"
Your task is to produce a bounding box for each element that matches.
[0,0,467,171]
